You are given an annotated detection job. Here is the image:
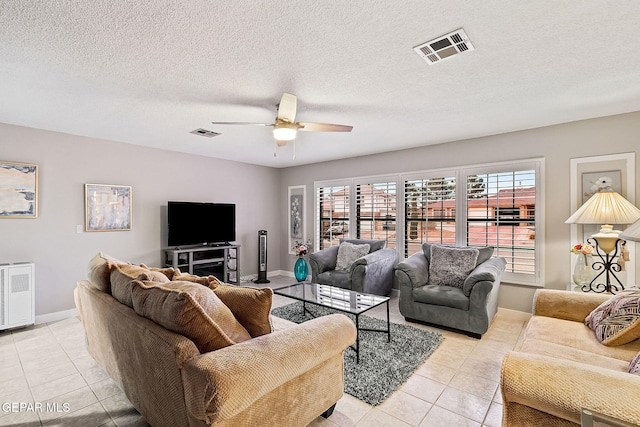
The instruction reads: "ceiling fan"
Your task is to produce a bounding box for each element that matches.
[212,93,353,156]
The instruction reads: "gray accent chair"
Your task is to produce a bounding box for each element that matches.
[308,238,399,296]
[395,244,506,338]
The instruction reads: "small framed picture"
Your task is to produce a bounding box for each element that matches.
[85,184,132,231]
[0,160,38,218]
[288,185,306,254]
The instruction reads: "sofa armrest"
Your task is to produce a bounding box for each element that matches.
[501,351,640,426]
[308,246,339,280]
[351,248,399,295]
[394,252,429,288]
[463,257,506,297]
[181,313,356,424]
[532,289,611,322]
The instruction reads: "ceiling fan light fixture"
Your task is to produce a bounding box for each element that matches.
[273,122,297,141]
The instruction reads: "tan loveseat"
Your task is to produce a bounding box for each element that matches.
[500,289,640,426]
[74,256,356,427]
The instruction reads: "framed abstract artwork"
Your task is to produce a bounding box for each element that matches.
[0,160,38,218]
[288,185,306,254]
[85,184,132,231]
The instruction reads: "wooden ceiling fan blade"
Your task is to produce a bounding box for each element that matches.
[276,93,297,123]
[211,122,273,126]
[297,122,353,132]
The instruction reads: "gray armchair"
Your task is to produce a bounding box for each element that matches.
[395,244,506,338]
[308,238,399,296]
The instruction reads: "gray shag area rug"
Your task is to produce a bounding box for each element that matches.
[271,301,444,406]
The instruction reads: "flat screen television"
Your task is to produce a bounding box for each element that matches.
[168,201,236,247]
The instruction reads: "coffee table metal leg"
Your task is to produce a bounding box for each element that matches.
[386,300,390,342]
[355,314,360,363]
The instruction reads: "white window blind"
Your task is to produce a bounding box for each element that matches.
[356,181,397,248]
[465,169,537,277]
[404,176,456,257]
[317,184,350,249]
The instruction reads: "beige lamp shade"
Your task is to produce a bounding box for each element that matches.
[620,219,640,242]
[565,191,640,225]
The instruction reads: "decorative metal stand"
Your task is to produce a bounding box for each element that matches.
[583,238,625,294]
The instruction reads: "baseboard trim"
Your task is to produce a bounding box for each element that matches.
[497,307,533,319]
[35,308,77,325]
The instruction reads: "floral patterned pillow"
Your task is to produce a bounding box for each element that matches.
[584,290,640,346]
[629,352,640,376]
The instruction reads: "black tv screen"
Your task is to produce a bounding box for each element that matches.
[168,201,236,247]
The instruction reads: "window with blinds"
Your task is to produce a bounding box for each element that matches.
[356,181,397,248]
[404,176,456,257]
[317,185,350,249]
[466,170,536,276]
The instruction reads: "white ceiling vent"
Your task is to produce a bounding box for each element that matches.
[414,28,474,64]
[190,128,221,138]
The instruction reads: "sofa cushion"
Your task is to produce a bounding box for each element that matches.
[111,264,169,307]
[629,352,640,376]
[585,290,640,346]
[131,280,251,353]
[213,285,273,337]
[518,337,630,372]
[340,238,385,253]
[428,245,479,289]
[520,315,640,362]
[336,242,370,271]
[87,252,125,293]
[317,270,351,289]
[413,284,470,310]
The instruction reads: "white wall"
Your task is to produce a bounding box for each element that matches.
[0,123,281,317]
[279,111,640,312]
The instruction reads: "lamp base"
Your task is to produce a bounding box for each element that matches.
[581,237,625,294]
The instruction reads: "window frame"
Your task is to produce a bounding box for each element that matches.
[314,158,545,287]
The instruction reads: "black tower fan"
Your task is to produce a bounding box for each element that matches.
[254,230,270,283]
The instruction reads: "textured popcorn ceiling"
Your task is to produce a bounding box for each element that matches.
[1,1,640,167]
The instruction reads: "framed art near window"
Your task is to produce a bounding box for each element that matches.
[85,184,132,231]
[288,185,306,254]
[0,160,38,218]
[569,153,635,288]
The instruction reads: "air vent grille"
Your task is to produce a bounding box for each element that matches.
[190,128,221,138]
[414,28,475,65]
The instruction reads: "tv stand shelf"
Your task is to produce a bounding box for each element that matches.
[163,245,240,285]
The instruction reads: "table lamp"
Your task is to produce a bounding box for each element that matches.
[565,189,640,293]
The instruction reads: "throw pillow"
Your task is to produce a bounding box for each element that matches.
[628,352,640,376]
[428,245,479,289]
[585,290,640,346]
[87,252,125,293]
[131,280,251,353]
[140,264,181,281]
[110,264,168,307]
[174,273,222,289]
[340,238,386,252]
[213,285,273,337]
[422,244,493,267]
[111,264,157,308]
[335,242,370,271]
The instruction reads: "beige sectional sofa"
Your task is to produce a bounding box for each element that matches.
[74,254,356,427]
[501,289,640,426]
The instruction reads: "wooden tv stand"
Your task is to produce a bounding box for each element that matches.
[163,244,240,285]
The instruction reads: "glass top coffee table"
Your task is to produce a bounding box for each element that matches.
[273,283,390,363]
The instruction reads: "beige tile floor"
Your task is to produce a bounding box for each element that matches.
[0,276,531,427]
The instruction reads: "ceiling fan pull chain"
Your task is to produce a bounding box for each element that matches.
[293,140,296,160]
[273,140,277,157]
